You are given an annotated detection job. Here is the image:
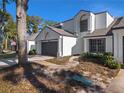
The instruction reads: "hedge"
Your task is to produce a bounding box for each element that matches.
[80,52,120,69]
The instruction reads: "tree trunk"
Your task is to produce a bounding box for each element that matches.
[2,0,7,51]
[16,0,28,65]
[4,38,7,50]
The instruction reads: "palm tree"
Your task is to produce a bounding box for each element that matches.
[16,0,28,65]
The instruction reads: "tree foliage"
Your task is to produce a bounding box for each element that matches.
[42,19,58,29]
[27,16,42,34]
[0,10,17,39]
[4,21,16,39]
[27,15,58,34]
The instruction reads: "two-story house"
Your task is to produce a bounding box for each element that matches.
[35,10,124,64]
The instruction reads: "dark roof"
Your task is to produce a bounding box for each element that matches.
[47,26,74,37]
[53,10,113,29]
[27,32,40,40]
[112,17,124,29]
[94,11,107,15]
[84,19,117,38]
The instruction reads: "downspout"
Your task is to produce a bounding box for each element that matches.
[61,36,63,57]
[58,36,63,57]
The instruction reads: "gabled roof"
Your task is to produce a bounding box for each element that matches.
[84,19,118,38]
[47,26,74,37]
[112,17,124,29]
[27,32,40,41]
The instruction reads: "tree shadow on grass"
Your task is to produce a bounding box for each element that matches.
[1,62,104,93]
[53,70,104,93]
[23,62,58,93]
[2,64,22,84]
[2,62,57,93]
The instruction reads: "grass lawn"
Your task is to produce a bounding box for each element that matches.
[0,57,120,93]
[71,60,119,86]
[45,56,71,65]
[0,63,76,93]
[72,61,119,78]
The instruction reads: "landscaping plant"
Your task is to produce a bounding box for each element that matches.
[80,52,121,69]
[28,49,36,55]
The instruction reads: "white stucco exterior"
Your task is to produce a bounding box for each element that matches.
[35,10,124,64]
[95,12,114,29]
[95,13,107,29]
[62,36,77,56]
[113,29,124,63]
[106,12,114,27]
[35,27,76,56]
[27,41,35,53]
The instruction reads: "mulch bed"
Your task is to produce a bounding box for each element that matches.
[72,61,119,78]
[70,60,120,90]
[0,63,76,93]
[45,56,71,65]
[0,59,120,93]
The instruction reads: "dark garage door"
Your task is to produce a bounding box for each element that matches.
[42,41,58,56]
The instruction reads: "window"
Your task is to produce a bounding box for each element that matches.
[80,19,88,32]
[89,38,106,53]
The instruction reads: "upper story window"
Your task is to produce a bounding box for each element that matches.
[80,19,88,32]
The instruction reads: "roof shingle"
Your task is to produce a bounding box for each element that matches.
[47,26,74,37]
[113,17,124,29]
[27,32,39,41]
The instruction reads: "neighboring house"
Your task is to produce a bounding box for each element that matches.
[35,10,124,64]
[27,32,39,53]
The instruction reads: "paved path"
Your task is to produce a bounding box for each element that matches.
[35,56,79,74]
[0,55,79,69]
[0,55,53,68]
[105,69,124,93]
[36,56,79,68]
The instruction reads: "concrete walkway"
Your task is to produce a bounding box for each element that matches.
[105,69,124,93]
[35,56,79,74]
[37,56,79,68]
[0,56,78,69]
[0,55,53,68]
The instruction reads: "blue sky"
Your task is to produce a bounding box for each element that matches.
[3,0,124,22]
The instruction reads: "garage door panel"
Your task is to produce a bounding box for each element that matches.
[42,41,58,56]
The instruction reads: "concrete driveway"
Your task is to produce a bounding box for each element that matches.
[105,69,124,93]
[0,55,54,68]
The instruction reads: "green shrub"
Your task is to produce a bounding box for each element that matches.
[80,52,120,69]
[103,55,120,69]
[107,61,120,69]
[80,52,103,59]
[80,52,104,64]
[121,64,124,69]
[28,49,36,55]
[103,52,113,56]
